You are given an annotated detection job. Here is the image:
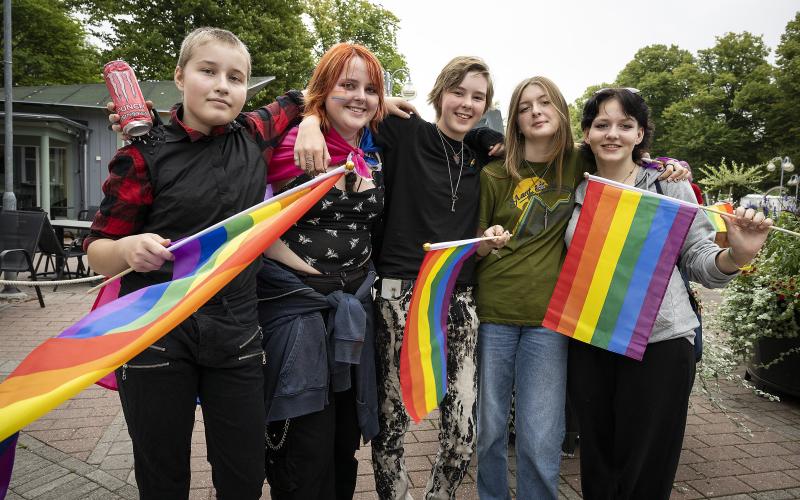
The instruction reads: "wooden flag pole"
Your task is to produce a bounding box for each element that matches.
[585,173,800,238]
[423,233,513,252]
[87,166,353,294]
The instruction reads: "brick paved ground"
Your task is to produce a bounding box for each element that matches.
[1,279,799,499]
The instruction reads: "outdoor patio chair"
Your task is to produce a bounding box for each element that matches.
[0,210,46,307]
[36,217,86,288]
[77,205,100,222]
[69,205,99,276]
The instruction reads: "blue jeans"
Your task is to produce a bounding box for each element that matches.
[476,324,568,500]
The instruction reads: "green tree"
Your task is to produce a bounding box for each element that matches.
[1,0,101,85]
[568,83,610,141]
[615,44,699,154]
[767,12,800,163]
[70,0,315,104]
[304,0,408,94]
[697,157,767,203]
[616,45,696,118]
[662,33,775,170]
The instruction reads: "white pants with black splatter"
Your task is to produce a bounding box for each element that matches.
[371,286,478,500]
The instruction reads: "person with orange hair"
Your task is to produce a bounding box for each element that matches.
[256,42,392,500]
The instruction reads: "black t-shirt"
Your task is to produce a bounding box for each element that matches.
[373,115,499,285]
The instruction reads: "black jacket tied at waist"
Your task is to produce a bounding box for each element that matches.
[256,257,379,443]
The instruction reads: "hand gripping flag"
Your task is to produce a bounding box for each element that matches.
[543,175,697,361]
[0,168,344,498]
[400,237,481,423]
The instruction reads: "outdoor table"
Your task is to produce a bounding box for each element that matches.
[50,219,93,245]
[49,219,93,278]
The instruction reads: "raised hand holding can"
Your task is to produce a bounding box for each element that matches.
[103,60,152,137]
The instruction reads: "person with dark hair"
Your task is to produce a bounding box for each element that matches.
[475,79,689,500]
[568,88,772,499]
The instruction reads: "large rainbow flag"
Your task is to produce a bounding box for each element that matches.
[0,169,343,498]
[705,201,734,232]
[542,175,697,360]
[400,237,480,423]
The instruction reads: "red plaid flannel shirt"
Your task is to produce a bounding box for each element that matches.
[85,91,303,250]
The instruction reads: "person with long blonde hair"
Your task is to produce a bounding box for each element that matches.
[475,77,687,500]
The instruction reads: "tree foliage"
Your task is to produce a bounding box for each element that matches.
[769,11,800,162]
[697,157,768,203]
[304,0,408,94]
[572,14,800,190]
[69,0,315,105]
[1,0,101,85]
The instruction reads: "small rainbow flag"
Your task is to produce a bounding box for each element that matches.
[400,237,480,423]
[542,176,697,360]
[0,170,343,497]
[705,202,734,232]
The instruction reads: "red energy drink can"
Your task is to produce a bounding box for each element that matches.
[103,60,152,137]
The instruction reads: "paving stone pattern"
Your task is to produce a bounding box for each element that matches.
[1,282,799,499]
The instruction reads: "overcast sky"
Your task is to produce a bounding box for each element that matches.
[376,0,800,121]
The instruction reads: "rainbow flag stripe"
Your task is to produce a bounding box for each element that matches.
[705,202,734,232]
[400,240,479,423]
[0,173,341,496]
[542,178,697,360]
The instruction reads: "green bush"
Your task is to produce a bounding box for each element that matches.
[716,212,800,359]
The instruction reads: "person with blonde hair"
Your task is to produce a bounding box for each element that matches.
[88,27,304,499]
[475,78,688,500]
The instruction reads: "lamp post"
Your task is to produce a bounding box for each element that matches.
[384,68,416,100]
[766,156,795,208]
[787,174,799,211]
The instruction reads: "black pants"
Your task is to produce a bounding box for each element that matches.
[117,295,266,500]
[266,386,361,500]
[264,264,366,500]
[568,337,696,500]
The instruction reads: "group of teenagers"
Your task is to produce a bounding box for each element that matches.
[88,26,773,500]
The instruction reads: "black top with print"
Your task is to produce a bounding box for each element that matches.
[281,167,385,273]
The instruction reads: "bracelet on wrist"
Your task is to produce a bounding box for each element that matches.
[727,247,750,270]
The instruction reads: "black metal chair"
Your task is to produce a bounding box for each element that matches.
[77,205,100,222]
[36,217,86,288]
[68,205,99,277]
[0,210,46,307]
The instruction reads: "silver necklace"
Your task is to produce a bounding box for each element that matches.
[523,159,554,180]
[436,126,465,212]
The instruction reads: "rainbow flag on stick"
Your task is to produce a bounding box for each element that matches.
[542,175,697,360]
[705,201,734,232]
[0,169,344,498]
[400,237,483,423]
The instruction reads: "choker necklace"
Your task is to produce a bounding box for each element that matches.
[436,126,465,212]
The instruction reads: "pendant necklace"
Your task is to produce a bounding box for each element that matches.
[523,159,554,229]
[436,126,465,212]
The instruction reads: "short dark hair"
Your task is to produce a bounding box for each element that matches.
[580,88,654,162]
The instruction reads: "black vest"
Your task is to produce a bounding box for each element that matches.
[120,114,267,302]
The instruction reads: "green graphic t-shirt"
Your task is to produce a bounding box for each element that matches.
[476,149,585,325]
